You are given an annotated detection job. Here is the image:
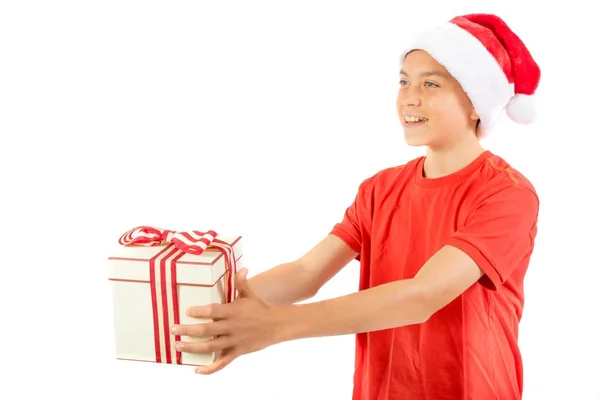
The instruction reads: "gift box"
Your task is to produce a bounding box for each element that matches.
[107,226,243,367]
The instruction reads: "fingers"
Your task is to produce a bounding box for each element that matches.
[176,335,235,355]
[171,320,229,338]
[194,348,238,375]
[186,302,229,319]
[234,268,259,299]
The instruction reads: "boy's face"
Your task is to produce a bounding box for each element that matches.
[396,50,479,149]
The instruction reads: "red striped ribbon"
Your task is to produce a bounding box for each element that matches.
[119,226,238,364]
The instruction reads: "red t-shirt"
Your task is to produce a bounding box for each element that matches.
[330,150,539,400]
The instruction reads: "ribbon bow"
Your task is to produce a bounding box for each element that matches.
[118,225,238,303]
[119,226,219,255]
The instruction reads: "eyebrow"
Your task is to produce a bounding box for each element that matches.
[400,70,449,79]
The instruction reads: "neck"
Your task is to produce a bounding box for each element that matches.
[423,135,486,179]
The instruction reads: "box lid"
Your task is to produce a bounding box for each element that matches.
[107,232,242,286]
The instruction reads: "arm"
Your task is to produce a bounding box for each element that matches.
[246,234,358,306]
[280,244,482,339]
[182,243,486,375]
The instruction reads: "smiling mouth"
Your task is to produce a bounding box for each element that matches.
[404,115,428,124]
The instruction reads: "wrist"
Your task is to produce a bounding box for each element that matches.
[273,304,306,343]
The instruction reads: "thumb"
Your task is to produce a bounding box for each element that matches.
[234,268,258,299]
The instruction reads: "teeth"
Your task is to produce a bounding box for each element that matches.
[404,115,427,123]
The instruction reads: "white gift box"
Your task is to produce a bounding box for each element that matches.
[107,228,243,367]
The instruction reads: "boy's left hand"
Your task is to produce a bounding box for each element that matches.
[170,268,289,374]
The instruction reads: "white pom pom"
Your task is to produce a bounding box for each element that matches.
[505,94,537,124]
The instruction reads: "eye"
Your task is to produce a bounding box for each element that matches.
[425,81,439,88]
[399,79,408,86]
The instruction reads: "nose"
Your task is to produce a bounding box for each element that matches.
[397,85,422,107]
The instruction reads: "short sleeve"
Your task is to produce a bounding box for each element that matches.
[330,177,374,258]
[446,185,539,290]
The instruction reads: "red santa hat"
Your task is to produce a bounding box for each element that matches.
[398,13,541,136]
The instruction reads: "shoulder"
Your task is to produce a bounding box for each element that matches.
[480,152,537,195]
[470,152,539,219]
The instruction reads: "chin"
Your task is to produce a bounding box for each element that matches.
[403,129,432,147]
[404,138,429,147]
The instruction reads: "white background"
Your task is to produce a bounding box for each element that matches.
[1,0,598,399]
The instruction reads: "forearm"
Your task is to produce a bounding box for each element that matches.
[247,262,317,306]
[281,278,430,340]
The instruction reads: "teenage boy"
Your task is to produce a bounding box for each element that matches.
[172,13,541,400]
